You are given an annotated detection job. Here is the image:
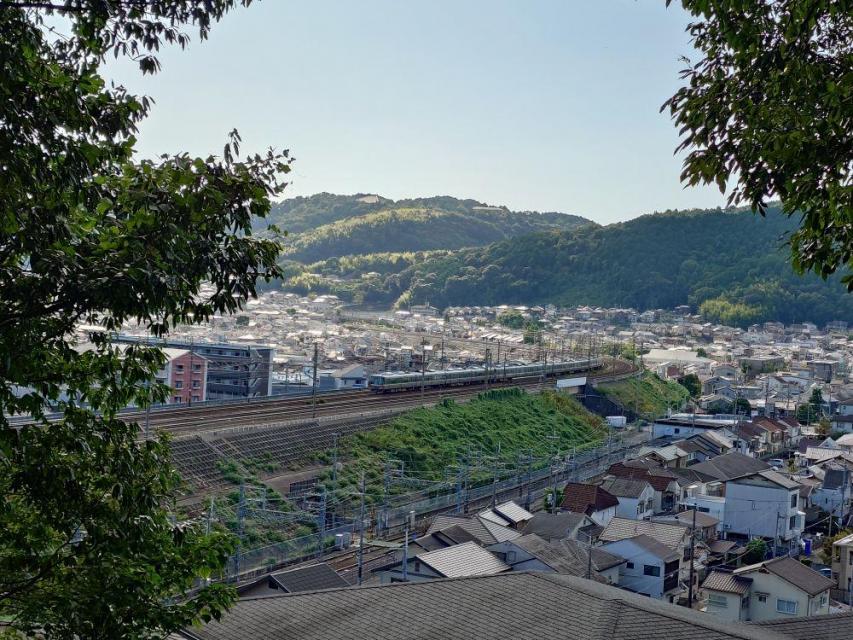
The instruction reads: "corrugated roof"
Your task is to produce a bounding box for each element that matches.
[702,571,752,595]
[493,500,533,524]
[603,534,680,562]
[599,518,688,550]
[418,541,510,578]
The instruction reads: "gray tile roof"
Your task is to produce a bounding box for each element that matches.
[752,611,853,640]
[691,452,771,481]
[521,512,592,540]
[735,556,834,596]
[752,470,801,490]
[702,570,753,595]
[672,509,720,529]
[269,563,349,593]
[600,477,652,498]
[507,534,624,579]
[426,515,517,545]
[604,534,680,562]
[418,541,510,578]
[599,517,688,550]
[180,572,792,640]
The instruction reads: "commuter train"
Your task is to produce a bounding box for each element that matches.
[368,357,602,393]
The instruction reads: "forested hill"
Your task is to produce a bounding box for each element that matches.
[260,193,590,262]
[285,206,851,327]
[395,207,853,325]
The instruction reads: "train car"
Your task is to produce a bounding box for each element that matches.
[368,358,602,393]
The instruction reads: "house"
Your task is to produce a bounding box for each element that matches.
[560,482,619,526]
[520,512,597,542]
[237,563,349,598]
[809,463,851,519]
[477,501,533,529]
[830,532,853,598]
[156,348,208,404]
[666,509,719,543]
[606,461,682,513]
[702,556,834,622]
[376,541,509,584]
[690,452,771,483]
[601,535,682,601]
[487,533,624,584]
[636,444,691,469]
[176,571,853,640]
[425,515,520,546]
[598,517,689,558]
[723,471,803,551]
[599,477,655,521]
[331,363,367,389]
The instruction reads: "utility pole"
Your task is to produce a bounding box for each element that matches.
[420,337,427,401]
[484,347,491,391]
[311,342,319,418]
[585,530,593,580]
[687,507,697,608]
[401,526,409,582]
[357,472,366,585]
[316,486,326,559]
[331,432,339,495]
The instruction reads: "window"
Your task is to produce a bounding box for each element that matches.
[789,515,796,530]
[175,364,184,372]
[708,593,728,608]
[192,395,200,402]
[776,599,798,615]
[790,493,797,508]
[173,397,182,403]
[192,380,200,389]
[643,565,660,577]
[674,428,680,434]
[174,381,183,389]
[626,562,634,569]
[757,593,768,603]
[193,363,202,371]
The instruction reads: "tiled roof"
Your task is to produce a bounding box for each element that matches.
[672,509,720,529]
[752,611,853,640]
[735,556,834,596]
[606,462,676,492]
[426,515,518,545]
[269,564,349,593]
[493,500,533,525]
[600,477,652,499]
[180,572,791,640]
[599,517,688,550]
[749,470,801,490]
[561,482,619,513]
[522,512,592,541]
[702,571,752,595]
[603,534,679,562]
[418,541,510,578]
[691,452,770,481]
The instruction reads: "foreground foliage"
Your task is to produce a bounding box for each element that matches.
[0,1,287,636]
[667,0,852,288]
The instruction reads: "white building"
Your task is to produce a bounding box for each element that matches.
[602,535,682,602]
[723,471,803,550]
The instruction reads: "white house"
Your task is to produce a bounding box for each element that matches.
[723,470,803,551]
[702,556,834,622]
[599,478,655,521]
[602,535,682,602]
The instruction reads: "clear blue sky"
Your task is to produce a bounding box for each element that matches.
[107,0,724,225]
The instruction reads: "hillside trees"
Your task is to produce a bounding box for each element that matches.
[0,1,288,636]
[666,0,852,288]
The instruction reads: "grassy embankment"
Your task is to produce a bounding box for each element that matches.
[596,371,689,419]
[321,387,608,506]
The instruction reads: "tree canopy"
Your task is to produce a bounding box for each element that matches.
[0,1,288,636]
[666,0,852,288]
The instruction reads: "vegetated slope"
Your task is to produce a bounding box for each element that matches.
[259,193,589,262]
[319,388,607,506]
[596,372,689,419]
[381,206,853,326]
[282,206,588,263]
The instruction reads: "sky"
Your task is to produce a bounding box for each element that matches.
[106,0,725,225]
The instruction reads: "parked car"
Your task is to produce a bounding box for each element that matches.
[769,458,785,469]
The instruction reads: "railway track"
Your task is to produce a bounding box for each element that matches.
[152,358,637,437]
